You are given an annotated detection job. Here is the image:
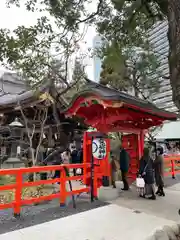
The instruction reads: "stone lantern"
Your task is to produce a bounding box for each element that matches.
[2,118,24,169]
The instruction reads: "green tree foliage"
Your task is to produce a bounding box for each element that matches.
[97,0,180,110]
[96,0,163,99]
[100,42,162,98]
[0,0,104,87]
[72,58,87,92]
[0,0,180,110]
[64,58,87,102]
[100,45,130,92]
[95,0,162,98]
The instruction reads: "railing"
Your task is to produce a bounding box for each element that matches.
[0,163,98,217]
[164,155,180,178]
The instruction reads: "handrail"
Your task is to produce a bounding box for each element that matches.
[0,163,98,217]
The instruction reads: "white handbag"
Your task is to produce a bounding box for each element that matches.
[136,177,145,188]
[136,160,149,188]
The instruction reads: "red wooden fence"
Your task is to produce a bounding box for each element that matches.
[0,163,98,217]
[164,155,180,178]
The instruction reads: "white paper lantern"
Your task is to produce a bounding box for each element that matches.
[92,138,106,159]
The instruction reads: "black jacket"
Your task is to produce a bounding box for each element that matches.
[120,149,130,172]
[154,155,164,186]
[78,148,83,163]
[139,157,155,184]
[71,150,79,164]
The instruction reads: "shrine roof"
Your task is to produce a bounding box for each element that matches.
[66,80,178,120]
[0,79,68,112]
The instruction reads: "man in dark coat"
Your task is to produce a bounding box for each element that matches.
[119,147,130,190]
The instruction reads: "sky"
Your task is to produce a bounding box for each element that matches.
[0,0,98,80]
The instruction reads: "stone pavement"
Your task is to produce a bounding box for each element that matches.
[105,181,180,222]
[97,179,180,222]
[0,204,177,240]
[1,180,180,239]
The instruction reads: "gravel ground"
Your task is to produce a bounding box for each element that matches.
[0,196,109,235]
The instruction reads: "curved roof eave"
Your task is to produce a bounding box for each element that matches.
[63,80,178,121]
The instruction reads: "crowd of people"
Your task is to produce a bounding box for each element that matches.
[37,137,165,200]
[158,141,180,156]
[111,145,165,200]
[36,141,83,181]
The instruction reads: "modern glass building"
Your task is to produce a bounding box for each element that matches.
[93,35,103,82]
[148,21,178,113]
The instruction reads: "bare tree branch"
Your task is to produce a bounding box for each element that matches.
[19,104,36,165]
[56,72,86,98]
[34,107,48,163]
[18,103,48,165]
[76,0,103,24]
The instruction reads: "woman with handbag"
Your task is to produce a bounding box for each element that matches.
[139,147,156,200]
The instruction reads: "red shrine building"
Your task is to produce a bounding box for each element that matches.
[64,80,177,184]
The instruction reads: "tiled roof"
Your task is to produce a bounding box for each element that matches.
[68,80,178,120]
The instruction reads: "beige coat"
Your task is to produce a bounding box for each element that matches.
[110,139,120,160]
[111,157,121,182]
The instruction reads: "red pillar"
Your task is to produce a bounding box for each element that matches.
[139,130,144,158]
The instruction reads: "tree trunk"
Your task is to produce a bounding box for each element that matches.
[167,0,180,110]
[132,73,139,97]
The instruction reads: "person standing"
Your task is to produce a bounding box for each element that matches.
[52,151,63,180]
[77,142,84,175]
[154,147,165,196]
[110,139,121,188]
[120,147,130,191]
[52,149,71,180]
[61,149,71,165]
[71,146,79,176]
[111,154,117,188]
[139,147,156,200]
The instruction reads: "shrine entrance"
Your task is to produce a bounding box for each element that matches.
[63,80,177,184]
[121,134,139,182]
